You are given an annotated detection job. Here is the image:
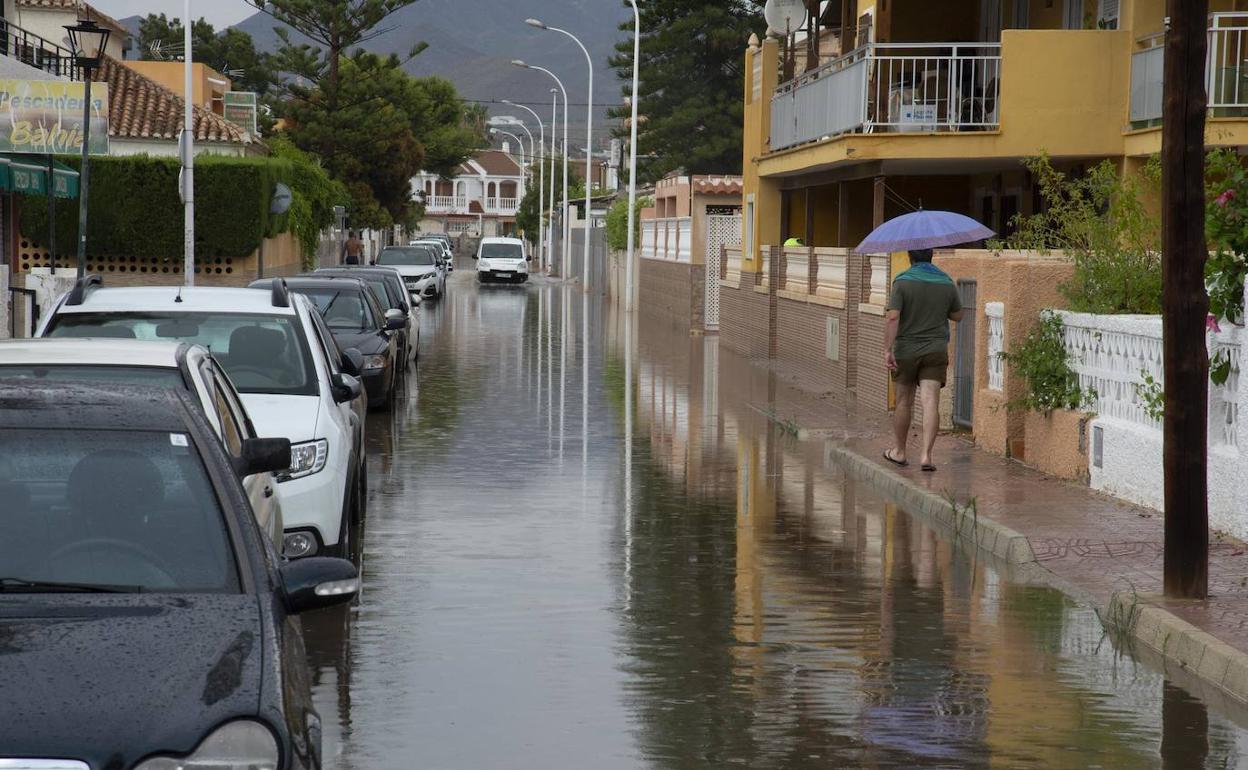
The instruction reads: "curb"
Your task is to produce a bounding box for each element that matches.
[807,430,1248,706]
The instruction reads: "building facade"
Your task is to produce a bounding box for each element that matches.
[411,147,526,237]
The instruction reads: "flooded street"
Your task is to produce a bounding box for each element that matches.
[306,274,1248,769]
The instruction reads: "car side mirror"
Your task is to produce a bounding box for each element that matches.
[410,296,423,308]
[280,557,359,614]
[340,347,365,376]
[332,373,362,404]
[384,309,406,331]
[234,437,292,477]
[472,254,479,260]
[526,256,533,262]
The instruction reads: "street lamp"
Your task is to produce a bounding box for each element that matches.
[63,17,110,279]
[490,127,528,165]
[502,100,546,272]
[525,19,594,292]
[625,0,641,312]
[493,117,539,256]
[512,60,569,279]
[548,89,558,275]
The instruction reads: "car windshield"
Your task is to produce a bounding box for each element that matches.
[481,243,523,259]
[0,428,238,592]
[378,247,435,267]
[47,313,316,396]
[293,288,376,333]
[0,365,183,387]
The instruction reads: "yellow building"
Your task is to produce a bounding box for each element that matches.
[741,0,1248,263]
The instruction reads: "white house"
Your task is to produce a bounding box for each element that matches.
[411,145,526,237]
[11,0,128,63]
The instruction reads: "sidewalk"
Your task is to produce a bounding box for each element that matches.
[751,360,1248,708]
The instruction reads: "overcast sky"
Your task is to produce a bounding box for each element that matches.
[91,0,255,28]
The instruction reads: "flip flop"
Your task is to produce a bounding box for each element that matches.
[921,463,937,473]
[883,450,908,467]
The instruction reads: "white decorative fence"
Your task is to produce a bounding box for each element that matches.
[1054,309,1245,537]
[640,217,693,263]
[985,302,1004,392]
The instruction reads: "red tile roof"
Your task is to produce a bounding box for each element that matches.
[471,150,522,177]
[103,57,259,146]
[694,177,744,195]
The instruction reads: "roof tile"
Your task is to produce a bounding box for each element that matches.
[103,57,258,146]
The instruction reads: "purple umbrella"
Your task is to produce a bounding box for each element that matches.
[854,210,995,254]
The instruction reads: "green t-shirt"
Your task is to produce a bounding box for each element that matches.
[888,279,963,360]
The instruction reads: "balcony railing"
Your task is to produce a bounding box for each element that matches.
[1131,13,1248,124]
[0,20,79,80]
[771,43,1001,151]
[428,195,466,212]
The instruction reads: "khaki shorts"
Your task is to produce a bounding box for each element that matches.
[892,350,949,387]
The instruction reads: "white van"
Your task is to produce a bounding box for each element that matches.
[475,237,529,283]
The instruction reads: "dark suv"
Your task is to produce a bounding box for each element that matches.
[0,380,358,768]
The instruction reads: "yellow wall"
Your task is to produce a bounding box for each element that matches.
[123,61,233,113]
[742,38,781,273]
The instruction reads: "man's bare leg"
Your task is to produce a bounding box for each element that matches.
[891,382,916,463]
[919,379,941,467]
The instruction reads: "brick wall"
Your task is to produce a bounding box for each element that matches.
[639,257,708,332]
[721,271,770,358]
[775,296,849,395]
[857,312,890,412]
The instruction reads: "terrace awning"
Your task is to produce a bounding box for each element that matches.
[0,153,79,199]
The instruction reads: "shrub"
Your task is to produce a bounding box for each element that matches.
[605,196,652,252]
[1001,311,1096,414]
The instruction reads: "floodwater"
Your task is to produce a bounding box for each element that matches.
[304,274,1248,769]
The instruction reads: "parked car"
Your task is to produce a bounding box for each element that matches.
[0,379,358,770]
[476,236,530,283]
[253,276,402,410]
[314,265,420,364]
[38,277,367,561]
[414,237,454,270]
[0,338,286,548]
[378,244,446,300]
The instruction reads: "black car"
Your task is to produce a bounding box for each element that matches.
[0,380,358,768]
[313,266,420,362]
[249,276,402,410]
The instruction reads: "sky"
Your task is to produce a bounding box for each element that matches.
[91,0,255,28]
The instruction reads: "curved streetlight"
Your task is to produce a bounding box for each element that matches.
[548,89,558,275]
[625,0,641,312]
[513,59,569,278]
[526,18,594,291]
[489,126,529,165]
[502,100,547,270]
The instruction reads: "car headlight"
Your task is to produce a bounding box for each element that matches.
[133,720,279,769]
[278,439,328,482]
[365,354,388,370]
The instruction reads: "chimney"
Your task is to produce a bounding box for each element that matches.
[502,140,511,155]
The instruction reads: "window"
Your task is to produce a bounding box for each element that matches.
[0,428,238,592]
[47,313,316,397]
[307,306,344,378]
[290,288,377,333]
[480,243,524,259]
[745,194,756,261]
[1096,0,1118,29]
[1064,0,1084,29]
[0,365,182,387]
[378,247,436,266]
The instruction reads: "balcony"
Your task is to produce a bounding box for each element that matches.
[426,195,467,213]
[485,197,519,214]
[770,42,1001,151]
[0,20,79,80]
[1131,13,1248,126]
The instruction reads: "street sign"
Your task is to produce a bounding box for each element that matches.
[763,0,807,35]
[223,91,258,135]
[270,182,292,215]
[0,79,109,155]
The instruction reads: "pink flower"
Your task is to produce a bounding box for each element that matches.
[1208,314,1222,333]
[1217,189,1237,208]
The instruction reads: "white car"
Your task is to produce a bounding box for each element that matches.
[37,278,368,561]
[0,338,286,548]
[413,237,454,271]
[378,244,446,300]
[476,237,530,283]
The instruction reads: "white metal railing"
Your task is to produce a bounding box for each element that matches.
[771,42,1001,151]
[986,302,1005,392]
[429,195,466,211]
[498,197,519,213]
[1132,14,1248,123]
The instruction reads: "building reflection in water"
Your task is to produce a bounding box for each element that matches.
[614,307,1248,769]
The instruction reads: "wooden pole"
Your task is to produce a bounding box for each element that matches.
[1161,0,1210,599]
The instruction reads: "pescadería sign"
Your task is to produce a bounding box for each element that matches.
[0,79,109,155]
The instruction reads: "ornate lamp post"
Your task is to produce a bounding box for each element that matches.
[63,17,110,279]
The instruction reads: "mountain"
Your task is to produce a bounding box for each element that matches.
[232,0,631,143]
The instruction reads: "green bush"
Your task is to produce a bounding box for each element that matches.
[605,196,652,252]
[1002,311,1097,414]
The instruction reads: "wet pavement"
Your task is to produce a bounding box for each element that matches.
[304,274,1248,769]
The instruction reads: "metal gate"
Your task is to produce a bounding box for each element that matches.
[953,280,977,428]
[704,214,741,330]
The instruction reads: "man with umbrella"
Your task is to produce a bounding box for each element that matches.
[857,210,992,473]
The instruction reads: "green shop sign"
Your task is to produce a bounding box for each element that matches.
[0,79,109,155]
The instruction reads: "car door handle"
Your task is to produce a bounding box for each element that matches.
[264,486,275,498]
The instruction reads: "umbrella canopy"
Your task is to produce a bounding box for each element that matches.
[854,210,995,254]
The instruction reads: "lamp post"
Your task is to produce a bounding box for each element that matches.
[625,0,641,312]
[63,17,110,280]
[490,127,529,166]
[512,60,569,279]
[548,89,558,277]
[501,101,546,270]
[526,19,594,292]
[183,0,194,285]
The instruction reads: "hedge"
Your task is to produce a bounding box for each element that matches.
[20,152,335,262]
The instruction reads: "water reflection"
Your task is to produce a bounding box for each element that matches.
[303,278,1248,769]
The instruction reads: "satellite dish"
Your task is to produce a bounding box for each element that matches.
[764,0,807,35]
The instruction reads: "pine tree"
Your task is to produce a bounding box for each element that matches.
[609,0,763,181]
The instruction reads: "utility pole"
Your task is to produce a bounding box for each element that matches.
[1161,0,1210,599]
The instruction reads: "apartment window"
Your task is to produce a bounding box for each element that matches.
[1064,0,1083,29]
[1097,0,1119,29]
[745,194,756,262]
